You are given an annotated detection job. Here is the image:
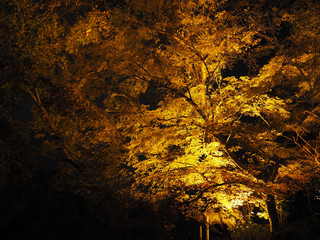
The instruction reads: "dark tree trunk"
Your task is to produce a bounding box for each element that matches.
[266,194,280,239]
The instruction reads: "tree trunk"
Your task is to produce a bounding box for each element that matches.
[266,194,280,239]
[206,215,210,240]
[206,224,209,240]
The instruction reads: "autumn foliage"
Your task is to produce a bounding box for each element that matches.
[1,0,320,238]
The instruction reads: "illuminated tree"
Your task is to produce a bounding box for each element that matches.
[2,0,319,238]
[101,0,320,235]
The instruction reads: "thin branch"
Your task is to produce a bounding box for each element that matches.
[134,74,209,124]
[25,86,83,173]
[185,182,235,204]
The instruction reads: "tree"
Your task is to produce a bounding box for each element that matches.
[99,0,320,236]
[1,0,126,192]
[2,0,319,238]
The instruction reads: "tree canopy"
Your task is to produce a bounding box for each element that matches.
[1,0,320,238]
